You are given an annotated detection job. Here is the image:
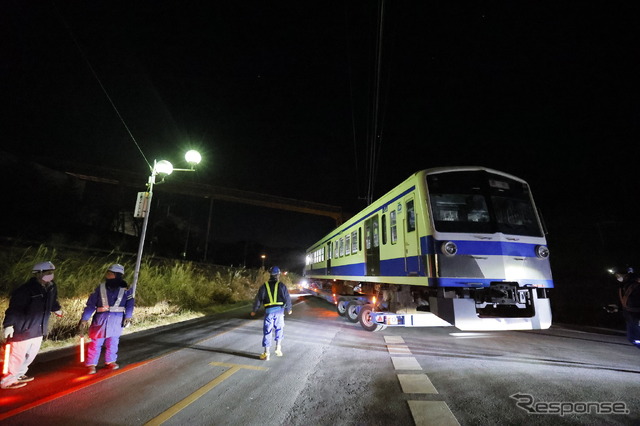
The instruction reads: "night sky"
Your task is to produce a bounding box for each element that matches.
[2,2,640,277]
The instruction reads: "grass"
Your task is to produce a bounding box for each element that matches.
[0,244,299,352]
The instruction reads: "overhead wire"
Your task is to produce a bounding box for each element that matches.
[51,1,151,171]
[343,2,363,203]
[366,0,386,205]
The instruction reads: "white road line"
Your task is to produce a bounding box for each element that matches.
[408,401,461,426]
[397,374,438,394]
[387,344,412,355]
[384,336,405,344]
[391,356,422,370]
[384,336,462,426]
[449,332,493,338]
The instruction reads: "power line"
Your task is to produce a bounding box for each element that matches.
[343,3,363,203]
[52,1,151,171]
[367,0,386,205]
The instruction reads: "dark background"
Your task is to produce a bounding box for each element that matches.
[2,1,640,326]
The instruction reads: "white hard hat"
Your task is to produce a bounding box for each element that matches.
[108,263,125,274]
[32,261,56,273]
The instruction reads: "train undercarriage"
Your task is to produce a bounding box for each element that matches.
[304,279,552,331]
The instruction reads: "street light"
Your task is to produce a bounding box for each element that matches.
[131,150,201,297]
[260,254,266,269]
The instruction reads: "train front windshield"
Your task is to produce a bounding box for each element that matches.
[426,171,543,237]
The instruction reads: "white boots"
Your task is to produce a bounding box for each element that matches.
[260,343,283,361]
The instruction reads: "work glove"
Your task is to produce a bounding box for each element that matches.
[77,320,90,336]
[122,318,132,328]
[3,326,14,339]
[54,310,63,318]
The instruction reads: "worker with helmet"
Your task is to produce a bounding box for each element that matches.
[1,261,63,389]
[78,263,134,374]
[250,266,292,360]
[611,266,640,349]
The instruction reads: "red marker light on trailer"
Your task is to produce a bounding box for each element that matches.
[3,343,10,375]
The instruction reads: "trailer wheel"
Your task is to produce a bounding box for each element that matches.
[336,298,349,317]
[346,301,361,323]
[358,304,379,332]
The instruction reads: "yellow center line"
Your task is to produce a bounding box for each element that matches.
[144,362,267,426]
[210,361,268,371]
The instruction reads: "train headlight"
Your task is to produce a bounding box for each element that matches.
[535,245,550,259]
[441,241,458,256]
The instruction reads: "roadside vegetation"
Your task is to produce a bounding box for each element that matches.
[0,244,297,352]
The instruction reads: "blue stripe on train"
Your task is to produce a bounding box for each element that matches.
[307,263,554,288]
[311,257,426,278]
[421,236,543,257]
[434,277,553,288]
[308,259,416,278]
[308,256,554,288]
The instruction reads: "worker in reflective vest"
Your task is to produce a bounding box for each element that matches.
[251,266,292,360]
[78,264,134,374]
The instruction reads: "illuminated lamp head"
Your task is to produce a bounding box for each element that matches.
[185,150,202,169]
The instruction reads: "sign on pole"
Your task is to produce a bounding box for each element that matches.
[134,192,149,218]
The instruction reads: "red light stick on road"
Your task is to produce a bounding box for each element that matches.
[2,343,10,375]
[80,337,85,363]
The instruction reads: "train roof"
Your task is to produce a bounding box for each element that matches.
[422,166,527,183]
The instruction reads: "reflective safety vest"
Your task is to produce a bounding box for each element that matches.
[264,281,284,307]
[96,282,126,313]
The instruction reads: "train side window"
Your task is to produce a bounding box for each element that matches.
[327,243,332,260]
[407,200,416,232]
[381,214,387,245]
[390,210,398,244]
[339,238,345,257]
[373,218,380,248]
[345,234,351,255]
[333,241,339,258]
[365,222,372,250]
[351,230,358,253]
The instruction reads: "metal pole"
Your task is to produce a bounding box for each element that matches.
[131,166,156,297]
[203,197,213,262]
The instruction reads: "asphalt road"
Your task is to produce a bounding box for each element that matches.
[1,294,639,425]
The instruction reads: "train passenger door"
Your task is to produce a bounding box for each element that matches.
[365,215,380,276]
[404,197,420,275]
[326,242,332,275]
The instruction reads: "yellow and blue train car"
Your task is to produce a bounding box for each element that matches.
[303,166,553,331]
